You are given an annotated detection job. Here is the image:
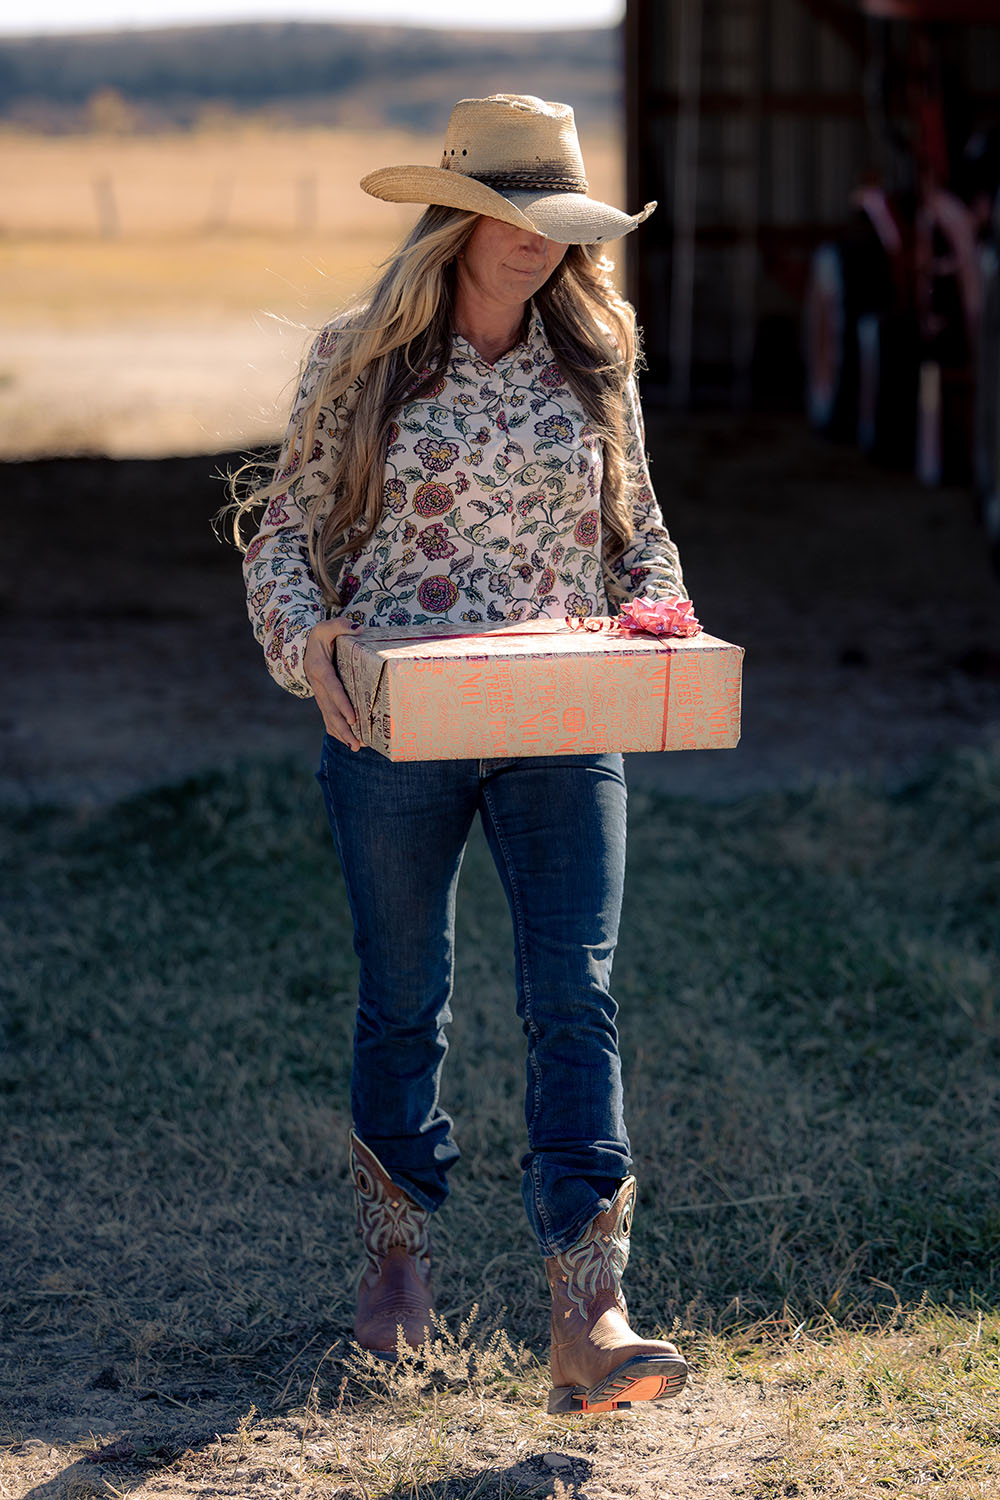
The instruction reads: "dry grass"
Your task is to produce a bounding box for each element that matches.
[0,125,441,242]
[732,1301,1000,1499]
[0,123,624,459]
[0,231,387,458]
[0,126,438,331]
[0,234,396,327]
[1,746,998,1496]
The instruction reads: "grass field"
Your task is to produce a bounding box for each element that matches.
[0,124,624,458]
[0,126,443,326]
[0,124,444,242]
[2,747,998,1497]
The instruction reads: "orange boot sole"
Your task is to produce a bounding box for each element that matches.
[547,1354,688,1414]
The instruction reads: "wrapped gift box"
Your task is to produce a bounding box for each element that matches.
[335,619,743,762]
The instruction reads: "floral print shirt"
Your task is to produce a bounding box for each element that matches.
[244,305,687,699]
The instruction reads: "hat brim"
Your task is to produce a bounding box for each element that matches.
[361,165,655,245]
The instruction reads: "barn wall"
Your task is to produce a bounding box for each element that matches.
[625,0,1000,403]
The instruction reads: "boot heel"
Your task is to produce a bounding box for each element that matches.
[547,1385,632,1415]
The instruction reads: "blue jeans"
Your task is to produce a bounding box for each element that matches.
[316,736,632,1257]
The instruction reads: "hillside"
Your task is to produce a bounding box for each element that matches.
[0,22,620,132]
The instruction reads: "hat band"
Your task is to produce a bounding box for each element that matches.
[468,167,589,195]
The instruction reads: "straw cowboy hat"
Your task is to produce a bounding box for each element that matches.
[361,93,656,245]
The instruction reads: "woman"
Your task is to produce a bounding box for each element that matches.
[236,94,689,1414]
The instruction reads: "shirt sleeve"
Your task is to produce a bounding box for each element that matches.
[242,327,354,699]
[607,375,688,602]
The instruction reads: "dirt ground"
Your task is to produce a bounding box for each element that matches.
[2,411,998,809]
[0,1365,786,1500]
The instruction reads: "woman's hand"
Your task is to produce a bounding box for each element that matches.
[304,619,363,750]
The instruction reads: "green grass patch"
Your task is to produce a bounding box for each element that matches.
[1,745,998,1415]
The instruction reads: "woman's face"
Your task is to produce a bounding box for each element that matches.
[456,216,569,315]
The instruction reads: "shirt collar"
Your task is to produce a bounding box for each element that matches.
[451,302,549,375]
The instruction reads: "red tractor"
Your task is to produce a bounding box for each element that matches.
[804,0,1000,568]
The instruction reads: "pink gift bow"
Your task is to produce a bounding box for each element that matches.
[566,596,702,638]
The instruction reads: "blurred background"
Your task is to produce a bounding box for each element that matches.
[0,0,626,459]
[1,0,999,802]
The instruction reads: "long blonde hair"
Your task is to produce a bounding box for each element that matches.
[225,204,641,607]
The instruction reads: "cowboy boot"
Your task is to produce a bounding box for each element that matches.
[545,1177,688,1413]
[350,1130,434,1355]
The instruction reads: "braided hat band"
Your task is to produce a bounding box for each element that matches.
[361,94,655,246]
[473,169,590,194]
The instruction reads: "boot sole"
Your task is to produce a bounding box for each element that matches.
[547,1354,688,1414]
